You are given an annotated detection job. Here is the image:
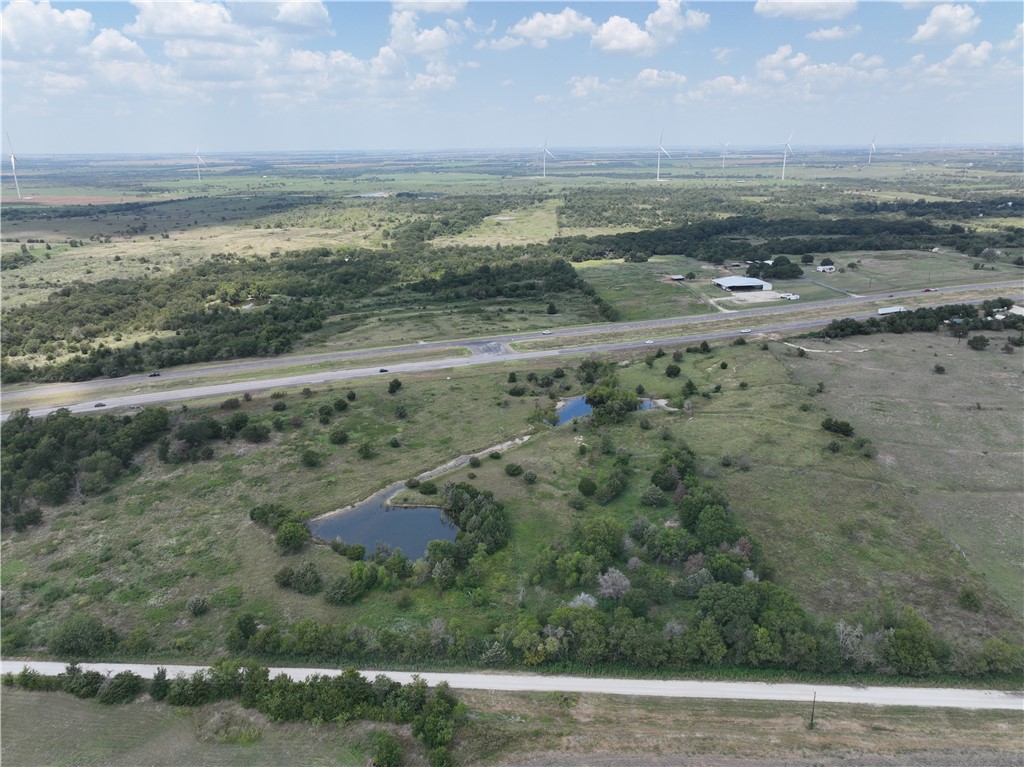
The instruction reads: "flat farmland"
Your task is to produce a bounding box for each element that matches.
[785,333,1024,618]
[803,250,1021,295]
[573,255,721,320]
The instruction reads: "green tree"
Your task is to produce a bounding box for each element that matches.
[49,615,118,658]
[276,521,310,553]
[966,335,990,351]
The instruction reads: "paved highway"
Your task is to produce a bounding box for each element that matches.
[2,280,1020,419]
[1,660,1020,710]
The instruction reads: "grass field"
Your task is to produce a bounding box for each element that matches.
[784,332,1024,619]
[3,686,1022,767]
[573,255,720,320]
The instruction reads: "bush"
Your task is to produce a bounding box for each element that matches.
[240,423,270,443]
[578,477,596,496]
[419,481,438,495]
[370,731,404,767]
[719,361,728,369]
[300,449,323,467]
[49,615,117,658]
[333,398,349,412]
[97,671,144,705]
[186,595,209,616]
[665,364,681,378]
[966,335,990,351]
[220,397,241,410]
[272,401,287,411]
[275,521,310,553]
[357,442,376,460]
[504,463,524,477]
[468,455,482,468]
[388,378,403,394]
[346,390,357,401]
[329,428,349,445]
[489,451,501,460]
[822,417,854,437]
[523,471,537,484]
[957,587,982,612]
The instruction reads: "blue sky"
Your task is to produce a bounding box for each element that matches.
[2,1,1021,153]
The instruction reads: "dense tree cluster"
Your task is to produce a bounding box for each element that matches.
[818,302,1024,340]
[0,407,169,530]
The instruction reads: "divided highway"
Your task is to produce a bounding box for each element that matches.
[2,660,1021,710]
[2,281,1020,420]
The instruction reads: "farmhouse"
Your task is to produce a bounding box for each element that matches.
[816,265,836,273]
[713,276,773,292]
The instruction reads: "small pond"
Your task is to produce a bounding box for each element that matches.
[307,494,456,561]
[551,396,654,426]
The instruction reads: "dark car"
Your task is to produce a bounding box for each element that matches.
[148,371,161,377]
[94,402,106,408]
[379,368,388,373]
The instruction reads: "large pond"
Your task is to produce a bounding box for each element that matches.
[551,396,654,426]
[307,492,456,561]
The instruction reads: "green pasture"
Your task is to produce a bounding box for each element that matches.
[573,255,720,320]
[786,332,1024,619]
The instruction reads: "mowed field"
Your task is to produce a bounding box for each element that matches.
[785,332,1024,619]
[3,686,1022,767]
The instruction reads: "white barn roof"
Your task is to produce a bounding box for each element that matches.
[713,276,772,291]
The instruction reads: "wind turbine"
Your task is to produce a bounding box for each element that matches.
[719,142,730,170]
[5,132,22,200]
[539,139,554,178]
[656,131,672,181]
[868,135,876,165]
[194,146,208,182]
[780,132,794,180]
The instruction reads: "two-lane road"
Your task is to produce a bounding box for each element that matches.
[1,660,1020,710]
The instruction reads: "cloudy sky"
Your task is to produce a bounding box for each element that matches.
[2,0,1021,154]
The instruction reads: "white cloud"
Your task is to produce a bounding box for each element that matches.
[273,1,331,32]
[807,25,861,41]
[592,0,708,55]
[754,1,857,21]
[713,47,734,63]
[592,15,655,55]
[479,35,524,51]
[509,7,595,48]
[1,0,94,56]
[635,67,687,88]
[910,4,980,43]
[944,40,992,68]
[389,9,454,56]
[125,0,242,39]
[682,74,752,102]
[757,44,809,81]
[567,74,604,98]
[83,29,147,61]
[42,72,88,92]
[998,22,1023,51]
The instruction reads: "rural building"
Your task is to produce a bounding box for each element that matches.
[816,265,836,273]
[669,274,686,281]
[713,276,773,292]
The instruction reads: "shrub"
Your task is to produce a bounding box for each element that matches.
[665,364,681,378]
[578,477,597,497]
[489,451,501,460]
[329,428,349,445]
[719,361,728,369]
[468,455,482,468]
[275,521,310,553]
[957,587,982,612]
[507,372,517,383]
[272,401,287,411]
[370,731,403,767]
[508,385,527,396]
[97,671,144,705]
[49,615,117,658]
[966,335,990,351]
[504,463,524,477]
[389,437,401,448]
[186,595,209,616]
[419,481,438,495]
[301,449,323,467]
[220,397,241,410]
[333,398,349,412]
[640,485,667,507]
[822,417,854,437]
[405,477,421,488]
[357,442,376,459]
[933,364,946,374]
[523,471,537,484]
[240,423,270,443]
[388,378,402,394]
[346,390,357,401]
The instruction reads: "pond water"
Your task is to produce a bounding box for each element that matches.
[307,493,456,561]
[551,396,654,426]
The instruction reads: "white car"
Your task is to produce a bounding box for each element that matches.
[541,330,552,335]
[644,340,654,344]
[741,328,752,334]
